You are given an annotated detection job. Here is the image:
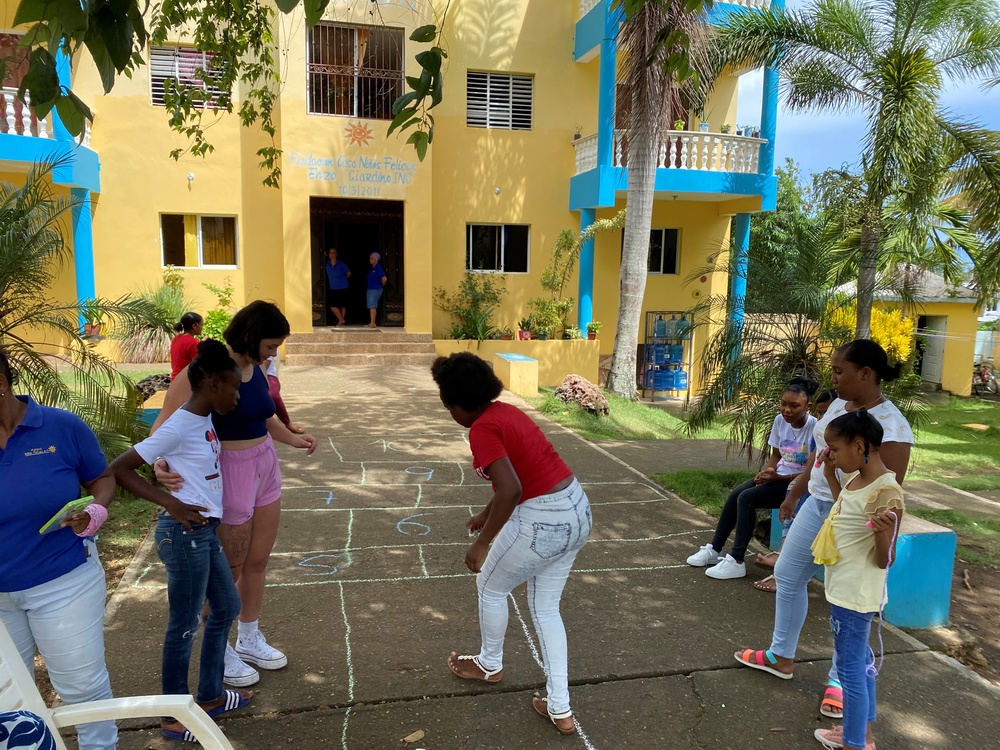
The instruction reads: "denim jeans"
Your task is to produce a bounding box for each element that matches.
[476,479,592,717]
[0,552,117,750]
[156,515,241,703]
[711,478,788,560]
[770,493,839,683]
[830,605,877,748]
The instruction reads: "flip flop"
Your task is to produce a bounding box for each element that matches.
[203,689,253,718]
[755,551,779,568]
[753,574,777,593]
[821,683,844,718]
[532,696,575,736]
[448,652,503,683]
[161,728,199,743]
[735,649,793,680]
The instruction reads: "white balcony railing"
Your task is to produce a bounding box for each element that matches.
[1,87,50,139]
[573,129,766,175]
[723,0,771,7]
[580,0,602,17]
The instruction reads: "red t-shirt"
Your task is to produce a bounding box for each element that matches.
[170,333,200,380]
[469,401,573,502]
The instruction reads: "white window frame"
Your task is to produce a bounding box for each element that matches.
[466,71,533,130]
[149,45,225,108]
[159,213,240,270]
[647,228,680,275]
[466,223,530,274]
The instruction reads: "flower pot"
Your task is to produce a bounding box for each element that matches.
[698,123,709,132]
[536,332,548,341]
[83,322,102,338]
[518,330,532,340]
[587,332,597,340]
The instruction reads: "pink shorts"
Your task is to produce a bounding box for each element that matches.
[220,435,282,526]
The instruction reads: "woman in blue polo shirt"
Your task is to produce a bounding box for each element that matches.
[325,247,351,328]
[0,347,118,750]
[365,252,387,328]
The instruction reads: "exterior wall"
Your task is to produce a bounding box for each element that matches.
[895,300,979,397]
[434,339,599,386]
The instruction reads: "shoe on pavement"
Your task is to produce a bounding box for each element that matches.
[814,726,844,749]
[224,644,260,687]
[236,629,288,670]
[706,554,746,579]
[686,544,723,567]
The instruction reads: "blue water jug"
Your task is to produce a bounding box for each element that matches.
[670,343,684,362]
[654,343,666,365]
[676,314,690,339]
[664,315,678,338]
[659,367,675,391]
[674,365,689,391]
[654,315,667,338]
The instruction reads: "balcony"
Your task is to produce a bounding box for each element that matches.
[575,129,765,176]
[1,88,51,139]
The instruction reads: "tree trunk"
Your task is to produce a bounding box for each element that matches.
[606,104,659,398]
[855,223,880,339]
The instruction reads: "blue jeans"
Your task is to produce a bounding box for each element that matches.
[156,515,241,703]
[0,553,117,750]
[770,494,839,683]
[830,605,877,748]
[476,479,592,717]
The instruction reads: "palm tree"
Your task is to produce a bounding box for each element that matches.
[715,0,1000,338]
[0,161,159,455]
[606,1,714,397]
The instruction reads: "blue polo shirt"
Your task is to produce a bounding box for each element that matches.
[325,259,350,290]
[367,263,386,290]
[0,397,107,592]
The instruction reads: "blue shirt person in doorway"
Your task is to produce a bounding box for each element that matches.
[365,252,387,328]
[324,248,351,328]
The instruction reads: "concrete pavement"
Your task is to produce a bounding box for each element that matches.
[99,365,1000,750]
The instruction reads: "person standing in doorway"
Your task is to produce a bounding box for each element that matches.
[325,248,351,328]
[365,252,387,328]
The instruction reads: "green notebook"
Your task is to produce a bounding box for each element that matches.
[39,496,94,535]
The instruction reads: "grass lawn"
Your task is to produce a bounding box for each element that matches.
[98,492,160,594]
[908,396,1000,492]
[58,367,166,390]
[528,387,728,441]
[652,469,754,517]
[909,509,1000,568]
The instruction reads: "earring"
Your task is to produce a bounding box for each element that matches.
[863,454,869,463]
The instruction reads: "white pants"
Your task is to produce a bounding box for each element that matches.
[0,552,117,750]
[476,479,592,716]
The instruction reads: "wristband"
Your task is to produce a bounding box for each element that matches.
[76,503,109,538]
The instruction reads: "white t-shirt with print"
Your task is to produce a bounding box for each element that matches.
[806,398,915,504]
[769,413,817,476]
[134,409,224,518]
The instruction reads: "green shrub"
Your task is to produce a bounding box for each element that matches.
[434,273,507,341]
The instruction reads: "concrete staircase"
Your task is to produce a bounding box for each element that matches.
[284,329,438,367]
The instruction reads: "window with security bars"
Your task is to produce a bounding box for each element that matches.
[308,23,404,119]
[466,224,529,273]
[161,214,238,268]
[466,72,533,130]
[149,46,225,107]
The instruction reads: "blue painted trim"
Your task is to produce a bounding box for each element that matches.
[71,187,97,327]
[731,213,750,329]
[0,134,101,192]
[53,50,73,142]
[577,208,596,330]
[574,2,605,61]
[884,530,957,629]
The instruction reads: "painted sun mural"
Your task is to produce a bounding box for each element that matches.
[345,120,375,147]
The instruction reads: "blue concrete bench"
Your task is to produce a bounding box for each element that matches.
[767,508,956,629]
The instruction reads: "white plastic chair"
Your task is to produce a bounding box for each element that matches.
[0,619,234,749]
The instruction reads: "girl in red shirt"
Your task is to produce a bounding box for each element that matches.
[170,312,203,380]
[431,353,592,736]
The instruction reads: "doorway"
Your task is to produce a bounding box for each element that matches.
[310,198,404,326]
[916,315,947,386]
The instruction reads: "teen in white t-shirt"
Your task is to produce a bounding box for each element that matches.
[111,339,252,739]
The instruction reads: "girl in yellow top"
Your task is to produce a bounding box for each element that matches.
[812,409,904,750]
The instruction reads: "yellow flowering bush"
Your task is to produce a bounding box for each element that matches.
[824,303,914,364]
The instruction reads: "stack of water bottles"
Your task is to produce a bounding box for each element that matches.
[646,312,690,396]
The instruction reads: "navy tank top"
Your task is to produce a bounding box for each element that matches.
[213,365,275,441]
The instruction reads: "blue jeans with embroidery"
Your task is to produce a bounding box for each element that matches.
[156,515,241,703]
[475,479,592,717]
[830,605,877,748]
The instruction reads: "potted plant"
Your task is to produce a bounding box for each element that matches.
[698,122,710,133]
[517,316,533,340]
[573,125,583,141]
[533,321,553,341]
[81,300,103,339]
[672,118,685,131]
[563,325,584,340]
[499,325,514,341]
[586,321,602,340]
[720,124,732,134]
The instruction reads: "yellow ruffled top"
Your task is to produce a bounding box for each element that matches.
[811,472,904,567]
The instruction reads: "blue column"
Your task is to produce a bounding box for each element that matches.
[758,0,784,177]
[577,208,596,330]
[52,50,74,142]
[596,1,622,169]
[730,213,751,330]
[72,188,96,326]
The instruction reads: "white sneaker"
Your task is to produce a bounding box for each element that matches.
[686,544,723,567]
[706,554,747,579]
[224,644,260,686]
[236,629,288,670]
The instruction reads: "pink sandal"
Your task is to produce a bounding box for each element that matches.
[734,649,793,679]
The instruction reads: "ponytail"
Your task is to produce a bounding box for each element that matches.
[175,312,203,334]
[839,339,901,383]
[827,408,884,461]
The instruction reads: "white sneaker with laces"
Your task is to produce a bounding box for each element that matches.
[705,554,747,579]
[224,643,260,687]
[236,629,288,670]
[686,544,723,567]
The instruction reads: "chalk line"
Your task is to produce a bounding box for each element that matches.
[418,546,429,578]
[337,581,355,702]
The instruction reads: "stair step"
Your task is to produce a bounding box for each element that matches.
[287,330,432,344]
[285,342,435,355]
[284,353,439,367]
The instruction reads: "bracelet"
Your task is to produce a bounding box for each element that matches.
[76,503,109,538]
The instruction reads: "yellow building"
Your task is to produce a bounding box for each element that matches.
[1,0,778,391]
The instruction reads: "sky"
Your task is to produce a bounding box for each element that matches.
[735,0,1000,181]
